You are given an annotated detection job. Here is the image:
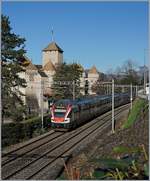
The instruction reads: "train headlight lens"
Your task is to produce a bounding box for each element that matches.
[64,118,70,123]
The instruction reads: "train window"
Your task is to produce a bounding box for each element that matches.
[83,105,87,109]
[68,111,72,118]
[83,105,88,110]
[104,99,106,104]
[90,103,94,108]
[98,101,101,106]
[54,112,65,117]
[94,101,97,107]
[73,107,79,112]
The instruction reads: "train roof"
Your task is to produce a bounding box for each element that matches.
[55,93,129,107]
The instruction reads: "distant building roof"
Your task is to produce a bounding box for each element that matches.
[35,65,42,69]
[43,41,63,53]
[43,60,56,71]
[26,61,38,71]
[38,71,48,77]
[21,55,39,71]
[88,66,99,74]
[21,55,32,67]
[139,65,149,73]
[35,64,48,77]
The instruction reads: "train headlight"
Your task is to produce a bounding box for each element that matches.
[51,118,54,122]
[64,118,70,123]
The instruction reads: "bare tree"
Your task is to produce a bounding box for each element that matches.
[115,59,140,85]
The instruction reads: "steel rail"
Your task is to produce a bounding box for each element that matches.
[30,106,129,180]
[2,130,54,157]
[2,104,129,180]
[2,131,64,166]
[22,105,129,180]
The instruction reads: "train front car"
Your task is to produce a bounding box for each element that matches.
[50,99,73,130]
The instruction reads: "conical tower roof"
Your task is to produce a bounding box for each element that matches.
[88,65,99,74]
[43,60,56,71]
[43,41,63,52]
[22,56,37,70]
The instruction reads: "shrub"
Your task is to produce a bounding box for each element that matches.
[92,145,149,180]
[2,114,51,148]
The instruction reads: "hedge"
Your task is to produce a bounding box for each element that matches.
[2,114,51,148]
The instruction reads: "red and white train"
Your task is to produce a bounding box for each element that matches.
[50,93,130,130]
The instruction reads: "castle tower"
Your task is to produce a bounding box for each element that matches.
[88,65,99,94]
[42,41,63,67]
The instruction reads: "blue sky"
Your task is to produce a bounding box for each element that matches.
[2,2,148,73]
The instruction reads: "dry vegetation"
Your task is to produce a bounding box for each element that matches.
[59,99,149,180]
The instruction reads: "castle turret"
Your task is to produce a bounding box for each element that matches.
[88,65,99,94]
[42,41,63,67]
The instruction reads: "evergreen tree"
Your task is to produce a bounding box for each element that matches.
[52,62,83,100]
[1,15,27,122]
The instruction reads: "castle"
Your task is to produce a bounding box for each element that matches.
[21,40,100,114]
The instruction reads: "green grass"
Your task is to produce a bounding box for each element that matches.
[113,146,140,154]
[122,98,146,129]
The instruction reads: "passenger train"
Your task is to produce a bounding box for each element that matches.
[50,93,130,130]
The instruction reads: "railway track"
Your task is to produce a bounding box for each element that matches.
[2,104,129,180]
[2,130,64,165]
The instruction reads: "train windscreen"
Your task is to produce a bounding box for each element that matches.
[54,112,65,117]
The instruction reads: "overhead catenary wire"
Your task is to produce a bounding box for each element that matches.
[24,80,144,87]
[112,79,115,133]
[21,79,142,130]
[22,82,143,92]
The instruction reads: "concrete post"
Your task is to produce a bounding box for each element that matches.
[112,79,115,133]
[136,85,138,97]
[73,80,75,100]
[130,83,133,110]
[41,80,44,129]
